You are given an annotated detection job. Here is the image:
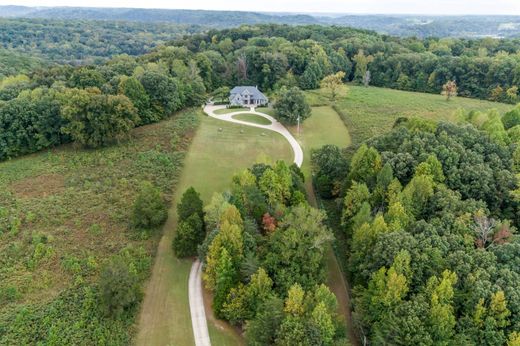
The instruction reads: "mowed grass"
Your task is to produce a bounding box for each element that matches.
[180,112,293,202]
[138,110,292,346]
[213,107,249,115]
[306,85,513,146]
[0,110,199,343]
[232,113,272,125]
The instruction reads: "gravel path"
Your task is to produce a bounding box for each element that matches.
[189,259,211,346]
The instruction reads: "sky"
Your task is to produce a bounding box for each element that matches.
[1,0,520,15]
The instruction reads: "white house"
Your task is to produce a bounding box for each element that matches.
[229,86,268,107]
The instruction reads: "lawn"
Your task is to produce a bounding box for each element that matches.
[137,110,292,346]
[179,112,293,202]
[0,110,199,344]
[306,85,514,146]
[232,113,272,125]
[213,107,249,115]
[256,106,276,116]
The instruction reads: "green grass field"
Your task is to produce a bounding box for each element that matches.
[213,107,249,115]
[232,113,272,125]
[306,85,513,146]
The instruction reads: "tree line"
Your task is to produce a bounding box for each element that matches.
[0,48,207,160]
[175,24,520,103]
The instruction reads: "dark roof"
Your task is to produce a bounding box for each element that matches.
[230,86,268,100]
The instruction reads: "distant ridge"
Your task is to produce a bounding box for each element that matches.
[1,5,520,37]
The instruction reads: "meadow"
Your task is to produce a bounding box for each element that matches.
[0,109,199,344]
[306,85,513,146]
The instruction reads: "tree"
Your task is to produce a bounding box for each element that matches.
[69,67,104,89]
[347,144,382,188]
[118,76,153,124]
[363,70,371,87]
[139,70,184,115]
[222,267,274,324]
[442,80,457,101]
[263,206,332,293]
[353,50,374,83]
[274,87,311,125]
[211,86,230,103]
[502,106,520,130]
[99,257,141,317]
[320,71,346,102]
[214,248,237,317]
[132,181,168,230]
[172,213,204,258]
[427,270,457,343]
[489,290,511,328]
[203,206,244,290]
[245,296,284,345]
[60,88,139,148]
[177,187,204,221]
[311,144,348,198]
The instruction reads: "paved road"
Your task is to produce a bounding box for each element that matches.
[204,105,303,167]
[186,105,304,346]
[189,259,211,346]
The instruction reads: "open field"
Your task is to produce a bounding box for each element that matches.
[213,107,249,115]
[232,113,272,125]
[137,110,292,345]
[0,110,199,344]
[306,85,513,146]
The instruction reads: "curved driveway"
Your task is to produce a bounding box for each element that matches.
[187,105,304,346]
[204,105,303,167]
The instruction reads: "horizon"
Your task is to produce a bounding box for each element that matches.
[2,1,520,16]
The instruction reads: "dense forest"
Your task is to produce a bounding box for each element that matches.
[0,18,202,69]
[3,6,520,38]
[173,162,347,344]
[3,23,520,161]
[313,116,520,344]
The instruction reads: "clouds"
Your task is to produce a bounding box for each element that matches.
[2,0,520,15]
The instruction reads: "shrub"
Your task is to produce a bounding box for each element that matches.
[99,257,141,317]
[132,182,168,229]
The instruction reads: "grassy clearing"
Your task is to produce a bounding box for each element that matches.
[0,110,199,344]
[213,107,249,115]
[306,85,513,146]
[232,113,272,125]
[137,110,292,345]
